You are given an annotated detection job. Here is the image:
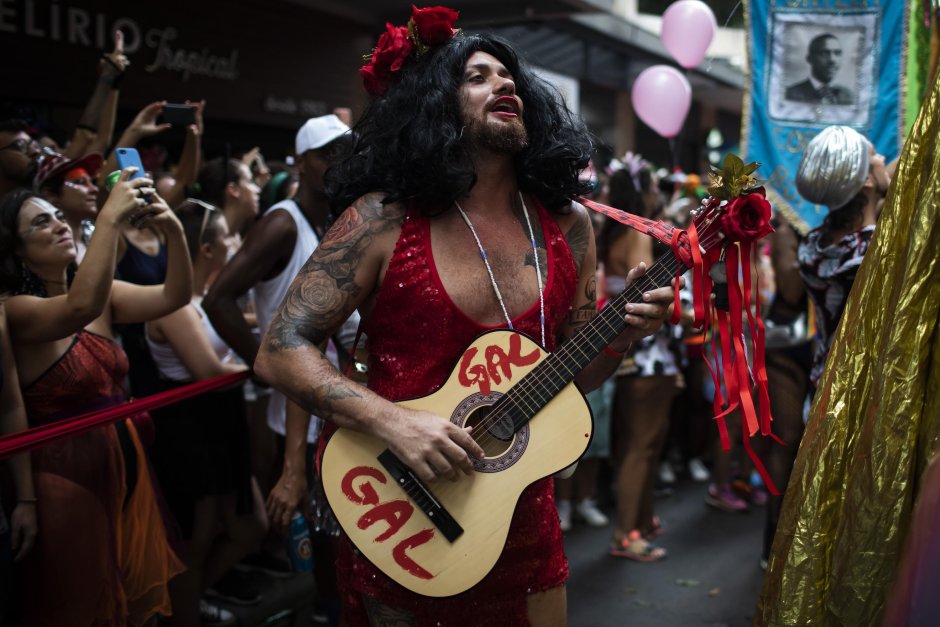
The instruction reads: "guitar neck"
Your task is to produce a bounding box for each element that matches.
[497,253,683,428]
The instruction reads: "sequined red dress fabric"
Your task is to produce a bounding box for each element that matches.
[337,199,578,626]
[19,331,182,626]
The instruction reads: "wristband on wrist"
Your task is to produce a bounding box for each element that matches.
[17,497,38,504]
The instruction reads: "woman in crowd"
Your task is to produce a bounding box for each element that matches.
[34,152,103,264]
[0,301,38,624]
[146,198,266,627]
[115,100,205,399]
[601,162,674,561]
[0,169,191,626]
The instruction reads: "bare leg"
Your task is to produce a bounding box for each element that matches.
[166,498,225,627]
[204,479,269,586]
[613,376,674,541]
[572,458,601,501]
[527,585,567,627]
[363,596,415,627]
[763,349,809,559]
[555,475,574,501]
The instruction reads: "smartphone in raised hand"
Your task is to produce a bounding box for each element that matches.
[157,103,197,127]
[114,147,154,227]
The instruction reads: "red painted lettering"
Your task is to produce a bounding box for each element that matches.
[458,347,491,395]
[459,335,541,395]
[357,499,414,542]
[341,466,387,506]
[391,528,435,580]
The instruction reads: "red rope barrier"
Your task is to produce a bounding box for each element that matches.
[0,371,250,460]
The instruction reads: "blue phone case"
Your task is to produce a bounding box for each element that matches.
[114,147,146,179]
[114,147,153,226]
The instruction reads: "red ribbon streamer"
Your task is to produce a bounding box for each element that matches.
[576,196,779,494]
[0,371,250,460]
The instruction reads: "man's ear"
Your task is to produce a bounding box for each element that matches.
[225,180,240,202]
[200,240,214,260]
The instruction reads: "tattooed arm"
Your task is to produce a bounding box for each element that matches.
[557,205,676,393]
[254,195,484,483]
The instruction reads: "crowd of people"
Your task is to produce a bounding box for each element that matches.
[0,8,900,627]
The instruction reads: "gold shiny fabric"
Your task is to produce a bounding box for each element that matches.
[755,73,940,626]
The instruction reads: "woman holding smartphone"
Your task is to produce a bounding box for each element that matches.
[146,198,266,627]
[0,168,191,627]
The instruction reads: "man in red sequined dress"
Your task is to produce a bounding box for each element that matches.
[255,8,676,626]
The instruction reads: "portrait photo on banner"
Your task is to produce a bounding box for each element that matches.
[768,10,877,126]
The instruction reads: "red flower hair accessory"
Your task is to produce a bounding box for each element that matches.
[359,5,460,96]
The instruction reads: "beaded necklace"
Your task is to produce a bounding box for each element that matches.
[454,191,546,347]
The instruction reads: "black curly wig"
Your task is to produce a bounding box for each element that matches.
[326,33,594,215]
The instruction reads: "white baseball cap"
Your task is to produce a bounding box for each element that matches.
[295,114,350,155]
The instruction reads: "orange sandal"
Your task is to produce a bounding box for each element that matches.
[609,530,668,562]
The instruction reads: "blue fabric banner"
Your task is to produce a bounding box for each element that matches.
[742,0,910,232]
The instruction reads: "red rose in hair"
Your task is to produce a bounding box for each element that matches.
[720,189,774,243]
[411,5,459,44]
[360,23,414,95]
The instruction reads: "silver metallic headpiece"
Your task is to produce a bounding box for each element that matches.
[795,126,871,212]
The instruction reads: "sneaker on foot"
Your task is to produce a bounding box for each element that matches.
[705,483,749,513]
[557,499,572,532]
[206,570,263,606]
[199,600,236,626]
[749,486,769,506]
[658,461,677,485]
[688,457,710,482]
[575,499,609,527]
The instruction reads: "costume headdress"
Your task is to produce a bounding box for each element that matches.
[796,125,871,211]
[359,5,460,96]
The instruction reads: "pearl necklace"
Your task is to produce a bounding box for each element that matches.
[454,192,546,347]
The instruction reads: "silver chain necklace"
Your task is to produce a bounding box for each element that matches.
[454,191,546,347]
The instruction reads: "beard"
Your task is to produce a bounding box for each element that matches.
[465,116,529,155]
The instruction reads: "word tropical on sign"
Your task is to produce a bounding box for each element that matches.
[0,1,239,82]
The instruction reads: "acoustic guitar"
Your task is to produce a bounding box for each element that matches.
[321,199,726,597]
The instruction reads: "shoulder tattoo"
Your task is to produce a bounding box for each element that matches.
[263,198,402,352]
[564,209,592,271]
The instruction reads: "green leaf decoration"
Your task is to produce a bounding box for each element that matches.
[707,153,762,201]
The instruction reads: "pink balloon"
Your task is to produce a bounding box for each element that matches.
[631,65,692,139]
[661,0,717,69]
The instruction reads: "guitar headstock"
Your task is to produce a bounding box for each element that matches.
[689,154,772,256]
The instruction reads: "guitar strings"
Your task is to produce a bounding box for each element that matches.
[467,259,682,453]
[468,224,724,452]
[466,222,724,455]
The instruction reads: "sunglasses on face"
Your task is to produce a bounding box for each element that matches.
[184,197,218,245]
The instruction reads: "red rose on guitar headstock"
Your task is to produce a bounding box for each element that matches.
[719,189,774,244]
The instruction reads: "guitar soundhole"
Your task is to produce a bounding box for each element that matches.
[465,406,514,456]
[452,393,529,473]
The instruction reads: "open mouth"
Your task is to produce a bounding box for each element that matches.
[490,97,521,117]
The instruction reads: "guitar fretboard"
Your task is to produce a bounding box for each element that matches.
[492,253,683,430]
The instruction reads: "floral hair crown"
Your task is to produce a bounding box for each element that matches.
[359,5,461,96]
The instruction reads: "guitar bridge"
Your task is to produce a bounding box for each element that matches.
[378,450,464,543]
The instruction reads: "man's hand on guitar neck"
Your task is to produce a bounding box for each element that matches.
[609,262,682,351]
[380,406,486,483]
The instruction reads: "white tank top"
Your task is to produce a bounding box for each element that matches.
[148,300,233,381]
[252,200,324,442]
